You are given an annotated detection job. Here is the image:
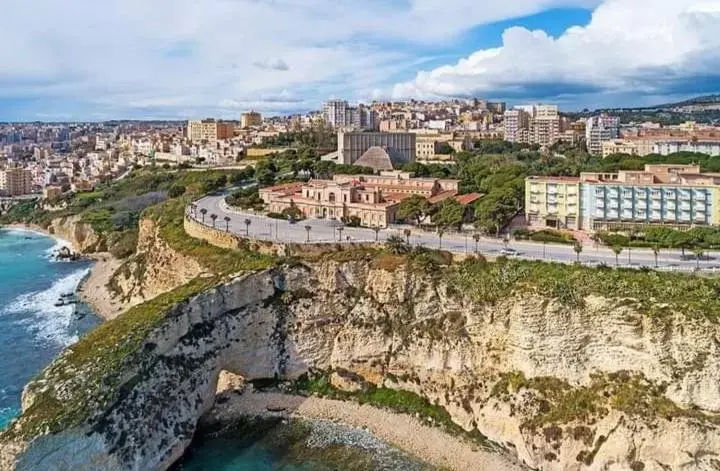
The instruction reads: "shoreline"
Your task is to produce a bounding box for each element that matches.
[2,224,124,321]
[206,391,526,471]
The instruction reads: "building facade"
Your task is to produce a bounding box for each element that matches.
[187,120,234,143]
[0,167,33,196]
[337,132,416,165]
[240,111,262,129]
[526,164,720,232]
[504,105,561,146]
[586,115,620,156]
[654,140,720,157]
[503,109,529,143]
[260,171,459,228]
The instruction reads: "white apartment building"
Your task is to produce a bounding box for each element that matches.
[654,140,720,157]
[323,100,350,128]
[503,109,530,143]
[586,115,620,156]
[504,104,560,146]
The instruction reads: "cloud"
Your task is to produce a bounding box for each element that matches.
[252,58,290,71]
[391,0,720,105]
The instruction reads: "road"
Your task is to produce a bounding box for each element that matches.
[192,194,720,273]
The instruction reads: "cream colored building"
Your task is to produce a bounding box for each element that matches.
[0,167,33,196]
[187,120,235,143]
[241,111,262,129]
[260,171,460,227]
[525,176,581,229]
[601,139,655,158]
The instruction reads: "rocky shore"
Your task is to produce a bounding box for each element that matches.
[74,253,124,320]
[206,390,527,471]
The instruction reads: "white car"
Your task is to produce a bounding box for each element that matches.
[500,248,519,256]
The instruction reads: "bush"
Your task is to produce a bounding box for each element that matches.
[513,228,576,245]
[168,185,186,198]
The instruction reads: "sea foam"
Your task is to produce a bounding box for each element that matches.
[3,267,90,347]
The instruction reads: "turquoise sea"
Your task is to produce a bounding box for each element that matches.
[0,229,101,430]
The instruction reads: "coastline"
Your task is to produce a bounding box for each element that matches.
[207,391,526,471]
[2,224,123,321]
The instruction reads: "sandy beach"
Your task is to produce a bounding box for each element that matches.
[209,391,527,471]
[4,224,124,320]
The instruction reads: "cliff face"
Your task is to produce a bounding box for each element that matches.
[3,260,720,471]
[46,215,103,253]
[107,218,205,308]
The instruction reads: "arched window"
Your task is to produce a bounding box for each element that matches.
[329,192,336,203]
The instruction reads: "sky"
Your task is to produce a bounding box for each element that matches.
[2,0,720,121]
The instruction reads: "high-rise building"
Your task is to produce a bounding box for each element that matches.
[0,167,33,196]
[241,111,263,129]
[187,119,234,143]
[337,132,416,165]
[586,115,620,156]
[323,100,349,128]
[504,105,561,146]
[503,109,530,143]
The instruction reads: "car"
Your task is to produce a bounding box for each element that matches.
[287,216,296,224]
[500,248,519,256]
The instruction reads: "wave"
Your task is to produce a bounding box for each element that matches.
[0,227,73,259]
[3,267,90,347]
[0,406,18,431]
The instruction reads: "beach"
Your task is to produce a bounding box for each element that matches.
[5,224,123,320]
[208,391,526,471]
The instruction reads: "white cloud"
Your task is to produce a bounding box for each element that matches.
[0,0,600,119]
[391,0,720,104]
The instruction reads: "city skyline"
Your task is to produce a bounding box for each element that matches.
[2,0,719,121]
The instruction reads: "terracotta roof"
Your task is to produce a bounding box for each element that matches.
[263,182,302,192]
[455,193,482,206]
[427,190,458,204]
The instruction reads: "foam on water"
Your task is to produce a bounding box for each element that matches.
[3,267,90,347]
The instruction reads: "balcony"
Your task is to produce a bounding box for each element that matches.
[596,200,605,208]
[651,192,663,200]
[664,192,676,200]
[650,212,662,221]
[695,191,707,200]
[679,191,692,200]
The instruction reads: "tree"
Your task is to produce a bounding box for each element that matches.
[168,185,186,198]
[652,244,661,268]
[386,235,410,254]
[693,248,705,270]
[224,216,231,232]
[397,195,431,226]
[243,218,252,236]
[573,241,583,263]
[304,225,312,243]
[372,226,381,242]
[611,245,623,267]
[437,227,445,249]
[403,228,412,244]
[474,189,517,237]
[200,208,207,224]
[210,213,218,228]
[434,198,465,231]
[473,233,481,254]
[337,226,345,242]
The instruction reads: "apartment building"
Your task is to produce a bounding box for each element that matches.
[601,139,655,158]
[654,140,720,157]
[323,100,349,128]
[337,131,415,165]
[260,171,459,227]
[323,101,377,130]
[526,164,720,232]
[0,167,33,196]
[503,109,529,143]
[240,111,262,129]
[586,115,620,156]
[186,120,234,143]
[504,105,561,146]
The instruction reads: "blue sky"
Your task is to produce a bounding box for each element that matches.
[1,0,719,121]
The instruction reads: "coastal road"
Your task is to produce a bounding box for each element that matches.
[192,194,720,273]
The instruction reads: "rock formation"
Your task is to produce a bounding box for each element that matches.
[3,256,720,471]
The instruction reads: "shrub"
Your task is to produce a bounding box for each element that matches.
[167,185,186,198]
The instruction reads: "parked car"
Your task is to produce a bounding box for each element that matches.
[500,248,519,256]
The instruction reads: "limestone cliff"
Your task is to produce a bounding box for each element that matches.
[3,258,720,471]
[46,215,103,253]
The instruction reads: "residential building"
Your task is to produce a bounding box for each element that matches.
[241,111,262,129]
[601,139,655,158]
[654,140,720,157]
[323,100,349,128]
[586,115,620,156]
[0,167,33,196]
[260,171,460,227]
[187,119,234,143]
[526,164,720,232]
[337,131,416,166]
[504,104,561,146]
[503,109,530,143]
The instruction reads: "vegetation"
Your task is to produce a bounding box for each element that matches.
[512,228,576,245]
[596,226,720,251]
[226,187,264,211]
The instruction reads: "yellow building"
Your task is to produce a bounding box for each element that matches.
[241,111,262,129]
[187,119,234,143]
[601,139,655,158]
[525,177,581,230]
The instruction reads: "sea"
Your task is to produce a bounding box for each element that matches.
[0,229,433,470]
[0,229,101,430]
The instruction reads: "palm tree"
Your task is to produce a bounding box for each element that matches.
[243,218,251,236]
[437,227,445,249]
[200,208,207,224]
[304,225,312,243]
[573,241,583,264]
[503,234,510,250]
[337,226,344,242]
[473,233,481,254]
[403,228,411,245]
[652,244,661,268]
[210,213,218,228]
[372,226,381,242]
[611,245,623,267]
[224,216,231,232]
[693,248,705,270]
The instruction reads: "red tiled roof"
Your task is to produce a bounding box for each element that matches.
[455,193,482,206]
[427,190,458,204]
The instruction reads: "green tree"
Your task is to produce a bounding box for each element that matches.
[434,198,465,231]
[398,195,431,226]
[474,189,517,237]
[386,235,410,254]
[611,245,623,267]
[573,241,583,263]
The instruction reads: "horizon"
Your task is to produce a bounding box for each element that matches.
[3,0,720,121]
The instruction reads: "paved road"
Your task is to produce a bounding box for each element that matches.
[192,194,720,273]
